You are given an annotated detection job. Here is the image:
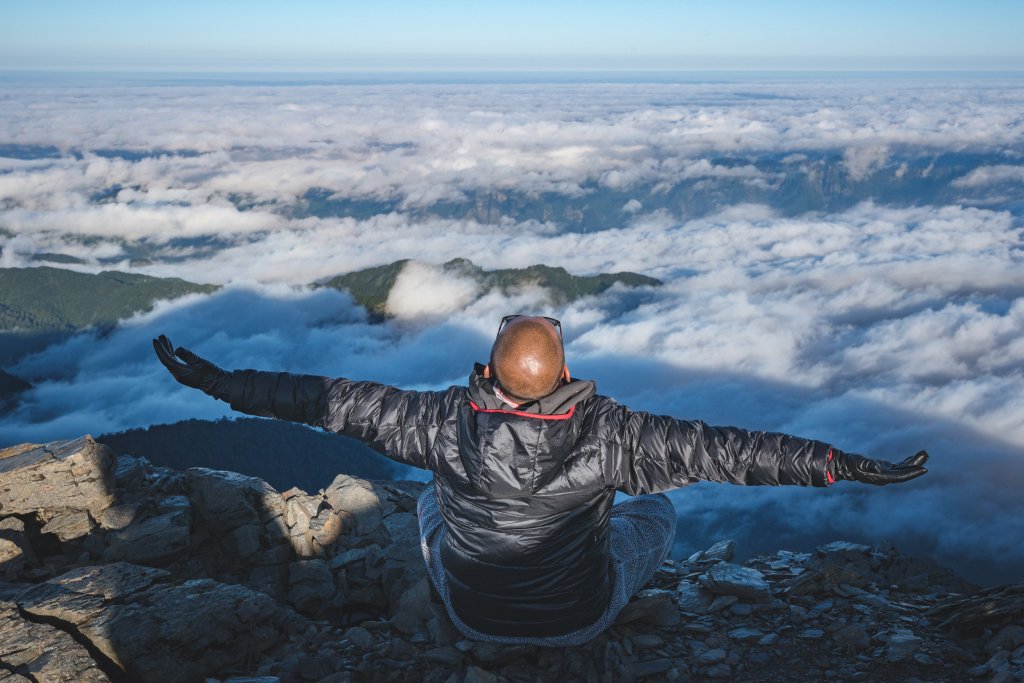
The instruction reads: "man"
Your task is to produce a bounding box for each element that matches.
[153,315,928,646]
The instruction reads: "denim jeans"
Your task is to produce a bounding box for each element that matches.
[417,486,677,647]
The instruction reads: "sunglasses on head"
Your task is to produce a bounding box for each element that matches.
[496,314,563,339]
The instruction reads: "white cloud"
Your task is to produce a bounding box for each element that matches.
[951,164,1024,187]
[2,76,1023,585]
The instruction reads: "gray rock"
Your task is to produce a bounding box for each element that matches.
[322,476,384,536]
[832,623,871,651]
[708,594,739,613]
[15,563,298,683]
[728,627,763,643]
[886,629,923,662]
[706,663,732,678]
[615,588,679,626]
[287,559,335,616]
[187,468,273,533]
[729,602,753,616]
[687,539,736,564]
[698,648,726,664]
[344,625,374,649]
[623,658,673,678]
[103,508,190,565]
[758,633,779,646]
[0,599,110,681]
[41,510,94,542]
[464,665,501,683]
[0,436,115,516]
[632,634,664,648]
[700,562,770,599]
[96,503,140,531]
[799,629,825,639]
[676,580,713,613]
[0,538,23,565]
[390,577,433,635]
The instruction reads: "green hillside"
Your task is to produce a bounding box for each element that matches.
[0,266,218,332]
[321,258,662,316]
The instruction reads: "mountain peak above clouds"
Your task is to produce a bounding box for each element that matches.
[1,435,1020,682]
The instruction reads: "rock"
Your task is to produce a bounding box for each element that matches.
[96,503,140,531]
[616,588,679,626]
[698,648,726,664]
[706,663,732,678]
[0,436,115,515]
[623,658,673,678]
[463,665,500,683]
[390,577,434,635]
[0,599,110,681]
[687,539,736,564]
[103,508,190,565]
[886,629,923,662]
[708,594,739,613]
[15,562,299,682]
[832,623,871,651]
[675,580,713,613]
[40,510,94,542]
[799,628,825,639]
[728,627,763,643]
[632,634,664,648]
[699,563,770,599]
[322,476,383,536]
[344,625,374,649]
[987,624,1024,653]
[287,559,335,616]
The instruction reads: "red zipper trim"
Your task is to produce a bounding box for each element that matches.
[469,401,575,421]
[826,448,836,485]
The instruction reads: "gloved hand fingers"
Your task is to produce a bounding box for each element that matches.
[153,335,185,369]
[174,346,203,366]
[883,465,928,484]
[896,450,929,469]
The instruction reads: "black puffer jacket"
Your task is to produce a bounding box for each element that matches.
[218,364,834,636]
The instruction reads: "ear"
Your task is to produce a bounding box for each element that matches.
[562,365,571,382]
[483,364,492,379]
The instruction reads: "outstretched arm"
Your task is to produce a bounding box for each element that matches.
[594,398,927,495]
[153,335,450,470]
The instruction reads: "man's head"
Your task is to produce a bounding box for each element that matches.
[486,315,568,402]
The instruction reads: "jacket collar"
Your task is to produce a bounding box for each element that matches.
[467,362,596,416]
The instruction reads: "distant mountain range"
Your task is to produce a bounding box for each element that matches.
[0,259,660,402]
[323,257,660,317]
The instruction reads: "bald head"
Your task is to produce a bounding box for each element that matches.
[490,316,565,401]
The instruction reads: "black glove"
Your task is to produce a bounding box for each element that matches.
[830,449,929,486]
[152,334,231,400]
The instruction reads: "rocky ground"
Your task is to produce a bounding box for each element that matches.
[1,435,1021,682]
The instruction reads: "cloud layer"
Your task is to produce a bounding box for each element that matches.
[1,75,1022,584]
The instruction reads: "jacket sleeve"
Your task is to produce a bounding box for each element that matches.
[596,399,834,495]
[219,369,452,470]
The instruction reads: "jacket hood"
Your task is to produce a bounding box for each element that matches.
[466,362,596,416]
[458,364,597,496]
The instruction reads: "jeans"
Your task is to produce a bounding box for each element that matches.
[417,486,677,647]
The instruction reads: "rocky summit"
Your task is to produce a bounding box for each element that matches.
[0,436,1021,683]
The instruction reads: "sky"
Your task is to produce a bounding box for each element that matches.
[1,73,1023,585]
[2,1,1024,72]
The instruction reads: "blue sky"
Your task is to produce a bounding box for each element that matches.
[2,0,1023,71]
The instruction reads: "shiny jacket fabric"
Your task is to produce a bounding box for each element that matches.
[219,365,835,637]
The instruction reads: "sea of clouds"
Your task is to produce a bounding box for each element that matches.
[1,74,1022,584]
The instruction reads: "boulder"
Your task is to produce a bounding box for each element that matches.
[15,562,302,683]
[699,562,770,599]
[0,436,115,516]
[0,600,110,681]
